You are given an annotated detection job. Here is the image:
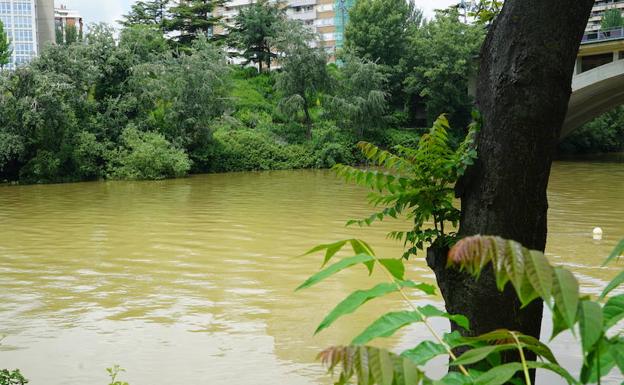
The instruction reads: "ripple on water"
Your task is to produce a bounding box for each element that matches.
[0,166,623,384]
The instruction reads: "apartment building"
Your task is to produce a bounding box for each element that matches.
[55,4,83,43]
[217,0,354,58]
[0,0,54,69]
[587,0,624,32]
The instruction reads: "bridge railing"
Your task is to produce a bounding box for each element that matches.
[582,26,624,44]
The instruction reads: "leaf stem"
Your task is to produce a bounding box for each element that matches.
[359,242,471,377]
[510,331,532,385]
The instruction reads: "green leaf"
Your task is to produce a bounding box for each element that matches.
[352,311,423,345]
[610,338,624,372]
[551,307,569,341]
[432,372,473,385]
[451,344,518,366]
[400,280,436,295]
[401,341,447,366]
[378,259,405,280]
[603,238,624,266]
[351,304,467,345]
[581,338,616,384]
[462,330,558,364]
[524,250,553,305]
[297,254,375,291]
[603,294,624,329]
[419,304,470,330]
[524,361,578,385]
[315,282,402,334]
[601,270,624,299]
[552,267,580,330]
[474,362,523,385]
[322,240,349,266]
[579,300,604,353]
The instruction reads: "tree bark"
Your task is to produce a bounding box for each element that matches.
[427,0,593,373]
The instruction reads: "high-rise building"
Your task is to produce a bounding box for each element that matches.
[55,4,83,44]
[0,0,54,69]
[587,0,624,32]
[216,0,355,60]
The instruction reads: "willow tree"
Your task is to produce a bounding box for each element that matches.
[426,0,595,367]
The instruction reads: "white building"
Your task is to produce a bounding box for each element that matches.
[0,0,54,69]
[587,0,624,32]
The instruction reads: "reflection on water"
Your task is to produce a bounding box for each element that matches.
[0,161,622,385]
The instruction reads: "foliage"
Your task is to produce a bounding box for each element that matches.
[403,9,485,128]
[227,0,285,72]
[559,107,624,154]
[601,8,624,31]
[206,129,314,172]
[107,365,129,385]
[0,370,28,385]
[166,0,225,46]
[344,0,422,66]
[120,0,170,32]
[0,20,11,69]
[130,36,231,168]
[107,126,191,180]
[466,0,503,25]
[273,20,329,138]
[333,114,479,258]
[299,234,624,385]
[327,54,388,138]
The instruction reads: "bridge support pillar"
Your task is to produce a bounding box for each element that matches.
[574,57,582,75]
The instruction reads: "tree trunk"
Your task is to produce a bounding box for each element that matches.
[427,0,593,374]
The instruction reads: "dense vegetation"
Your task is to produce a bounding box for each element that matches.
[0,0,486,184]
[0,0,620,184]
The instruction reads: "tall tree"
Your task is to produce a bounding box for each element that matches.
[227,0,284,72]
[120,0,171,33]
[167,0,225,46]
[426,0,595,377]
[0,20,11,69]
[404,9,485,128]
[327,54,388,138]
[344,0,421,66]
[601,8,624,30]
[273,21,329,139]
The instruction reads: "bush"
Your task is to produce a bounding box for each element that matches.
[559,107,624,154]
[107,126,191,180]
[207,129,314,172]
[72,131,107,180]
[0,369,28,385]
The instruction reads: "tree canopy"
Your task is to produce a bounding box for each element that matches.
[601,8,624,30]
[120,0,171,32]
[344,0,422,66]
[167,0,225,46]
[227,0,285,72]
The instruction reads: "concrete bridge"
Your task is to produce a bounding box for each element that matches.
[563,27,624,138]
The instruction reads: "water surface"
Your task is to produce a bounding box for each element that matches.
[0,161,623,384]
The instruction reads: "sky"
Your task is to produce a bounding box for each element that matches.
[55,0,458,26]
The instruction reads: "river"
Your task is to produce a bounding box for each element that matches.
[0,160,623,385]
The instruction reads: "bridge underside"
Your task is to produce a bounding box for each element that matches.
[563,59,624,138]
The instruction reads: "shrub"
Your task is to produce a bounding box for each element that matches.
[72,131,107,180]
[207,129,314,172]
[107,126,191,180]
[0,369,28,385]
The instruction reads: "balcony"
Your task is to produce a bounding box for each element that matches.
[288,0,317,7]
[582,26,624,44]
